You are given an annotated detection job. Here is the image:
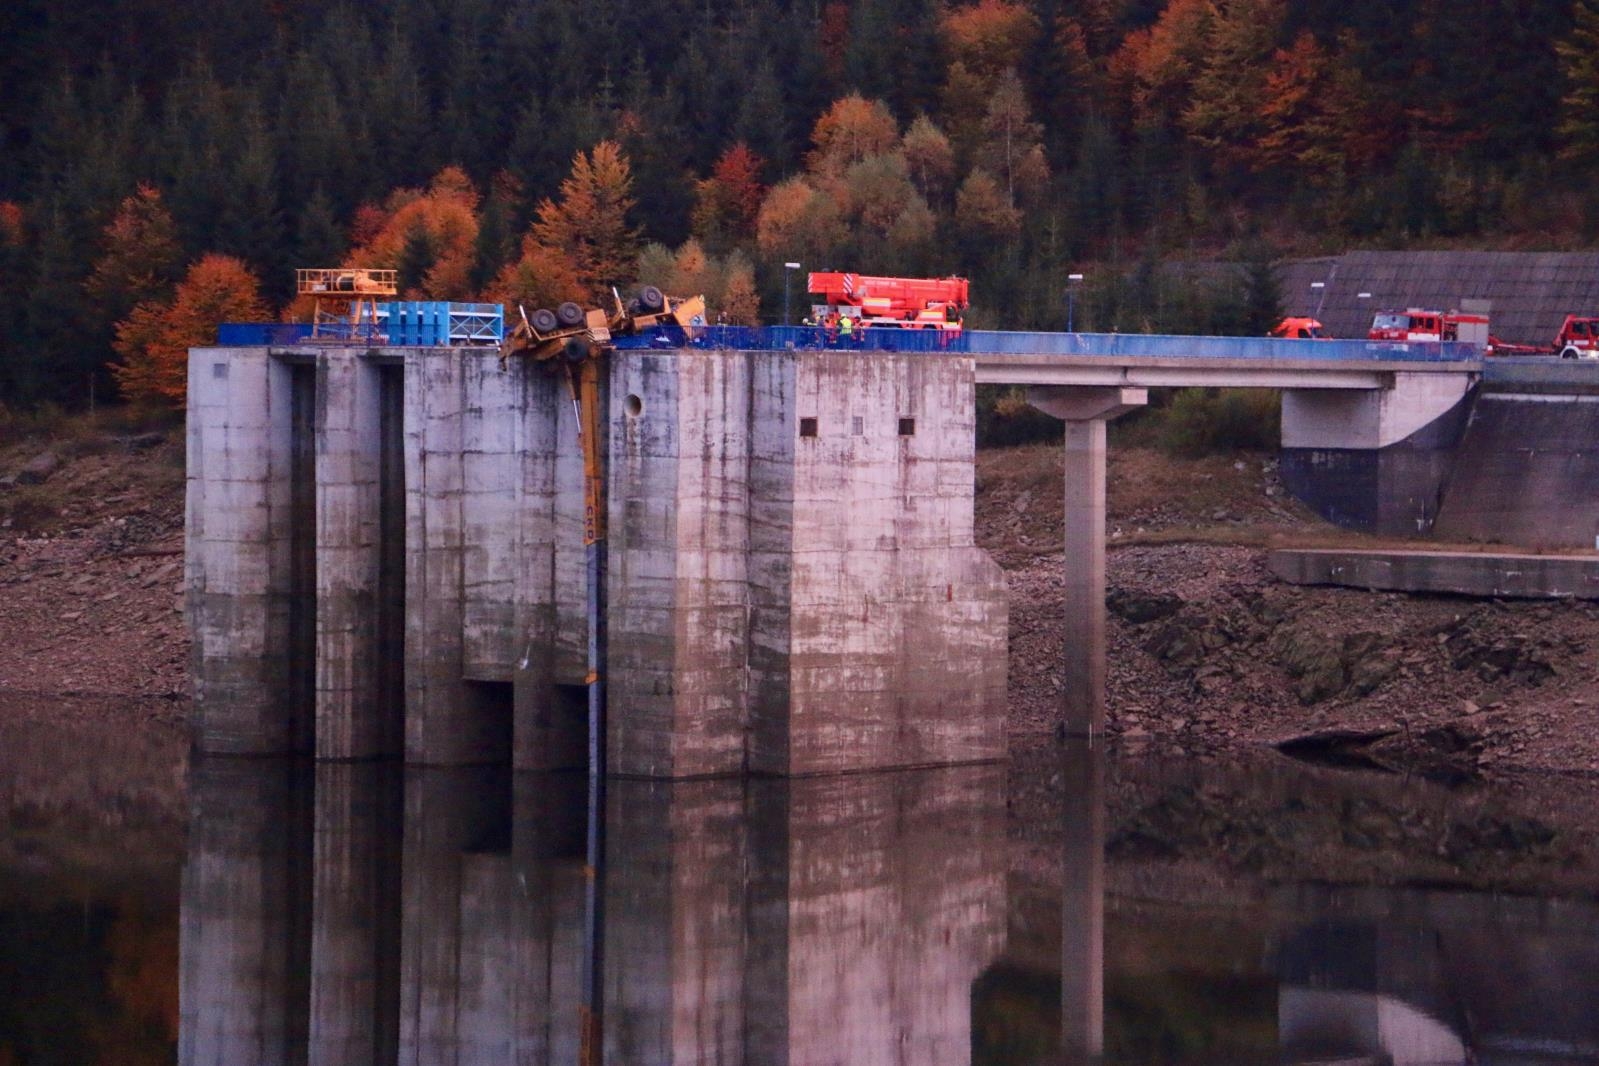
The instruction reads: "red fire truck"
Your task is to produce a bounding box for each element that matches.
[807,273,969,332]
[1367,308,1490,346]
[1486,315,1599,359]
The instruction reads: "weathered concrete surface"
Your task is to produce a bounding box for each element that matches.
[1433,390,1599,549]
[1269,548,1599,599]
[748,353,1009,775]
[314,354,390,758]
[186,348,309,753]
[190,345,1008,777]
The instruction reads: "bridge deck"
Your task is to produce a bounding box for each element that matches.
[611,326,1483,390]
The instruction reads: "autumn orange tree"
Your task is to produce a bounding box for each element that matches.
[691,143,767,251]
[87,184,182,318]
[343,166,481,299]
[526,141,640,302]
[114,255,267,408]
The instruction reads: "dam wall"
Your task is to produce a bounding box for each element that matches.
[1433,364,1599,549]
[186,346,1007,778]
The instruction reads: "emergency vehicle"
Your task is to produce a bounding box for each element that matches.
[1368,308,1490,346]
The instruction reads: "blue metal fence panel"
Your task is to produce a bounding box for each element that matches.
[615,325,1480,362]
[217,323,316,345]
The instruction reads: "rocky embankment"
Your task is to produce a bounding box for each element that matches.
[2,426,1597,778]
[982,443,1599,779]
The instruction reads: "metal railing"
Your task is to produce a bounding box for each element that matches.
[614,325,1482,363]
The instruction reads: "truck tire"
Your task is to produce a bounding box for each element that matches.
[638,285,665,313]
[530,308,559,334]
[1561,345,1580,360]
[562,335,591,363]
[556,301,585,328]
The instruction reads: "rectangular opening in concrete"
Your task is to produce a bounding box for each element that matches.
[852,415,864,436]
[376,364,406,752]
[899,417,916,436]
[467,680,515,764]
[799,417,818,438]
[288,363,317,753]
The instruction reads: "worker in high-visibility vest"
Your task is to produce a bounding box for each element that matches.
[838,313,854,344]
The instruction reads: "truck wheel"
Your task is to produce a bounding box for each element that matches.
[562,336,592,363]
[637,285,665,313]
[1561,345,1580,360]
[556,301,585,328]
[530,308,559,334]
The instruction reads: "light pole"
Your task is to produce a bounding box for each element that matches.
[1067,273,1084,333]
[783,262,801,325]
[1310,280,1327,318]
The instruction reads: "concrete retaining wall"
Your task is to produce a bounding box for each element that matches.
[187,346,1008,777]
[1434,390,1599,549]
[1269,548,1599,599]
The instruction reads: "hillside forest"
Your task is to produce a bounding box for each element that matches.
[5,0,1599,407]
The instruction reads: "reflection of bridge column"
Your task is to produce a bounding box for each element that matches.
[747,767,1008,1064]
[179,758,314,1066]
[308,762,402,1065]
[1029,387,1147,735]
[1060,740,1105,1062]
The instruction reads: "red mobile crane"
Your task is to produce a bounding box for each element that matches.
[807,272,969,332]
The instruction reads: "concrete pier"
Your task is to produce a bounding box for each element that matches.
[188,346,1008,777]
[1028,387,1147,737]
[185,353,310,753]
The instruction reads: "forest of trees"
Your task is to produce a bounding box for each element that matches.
[5,0,1599,407]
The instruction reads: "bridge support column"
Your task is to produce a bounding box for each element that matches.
[1028,387,1146,736]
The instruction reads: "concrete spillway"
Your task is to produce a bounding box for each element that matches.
[186,345,1007,777]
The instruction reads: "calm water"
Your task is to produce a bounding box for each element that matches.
[4,739,1599,1064]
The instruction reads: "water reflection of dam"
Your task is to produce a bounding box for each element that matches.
[179,759,1009,1064]
[179,750,1599,1065]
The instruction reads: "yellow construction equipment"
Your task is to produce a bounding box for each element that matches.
[498,286,707,365]
[296,268,397,341]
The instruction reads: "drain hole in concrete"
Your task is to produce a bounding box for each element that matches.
[899,417,915,436]
[625,393,644,418]
[799,417,818,438]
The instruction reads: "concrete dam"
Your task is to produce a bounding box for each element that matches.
[189,332,1497,777]
[186,345,1008,777]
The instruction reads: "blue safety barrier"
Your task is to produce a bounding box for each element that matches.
[217,323,317,345]
[219,302,503,347]
[615,325,1480,362]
